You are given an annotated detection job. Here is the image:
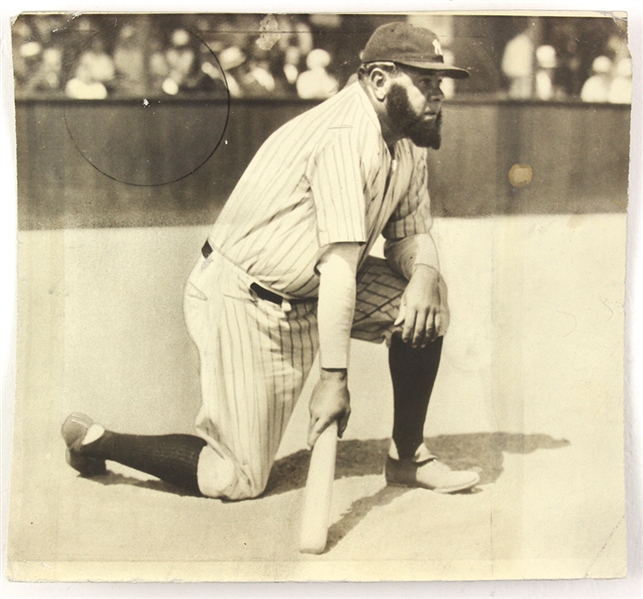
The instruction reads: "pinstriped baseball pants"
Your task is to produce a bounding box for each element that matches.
[184,251,405,500]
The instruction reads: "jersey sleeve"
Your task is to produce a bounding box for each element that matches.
[308,128,367,248]
[381,146,433,240]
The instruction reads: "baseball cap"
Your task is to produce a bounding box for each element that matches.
[362,22,470,79]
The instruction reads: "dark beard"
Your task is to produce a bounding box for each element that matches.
[386,84,442,149]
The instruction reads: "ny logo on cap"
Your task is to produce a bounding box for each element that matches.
[433,39,443,56]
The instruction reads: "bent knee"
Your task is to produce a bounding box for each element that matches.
[197,446,267,501]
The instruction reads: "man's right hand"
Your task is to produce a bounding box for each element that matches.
[307,369,351,449]
[394,264,450,348]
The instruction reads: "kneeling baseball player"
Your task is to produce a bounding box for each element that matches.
[62,22,480,500]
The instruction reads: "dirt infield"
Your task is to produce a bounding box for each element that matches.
[7,215,627,581]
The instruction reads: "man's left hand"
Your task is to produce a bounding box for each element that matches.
[394,264,450,348]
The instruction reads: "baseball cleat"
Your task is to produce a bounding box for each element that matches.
[61,412,106,477]
[385,456,480,493]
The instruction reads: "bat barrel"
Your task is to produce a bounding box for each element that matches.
[299,420,338,554]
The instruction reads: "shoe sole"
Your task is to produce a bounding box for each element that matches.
[386,474,480,494]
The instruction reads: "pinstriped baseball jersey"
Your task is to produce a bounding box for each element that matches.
[208,82,434,299]
[187,80,440,500]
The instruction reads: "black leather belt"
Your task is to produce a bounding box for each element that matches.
[201,241,312,306]
[202,239,214,260]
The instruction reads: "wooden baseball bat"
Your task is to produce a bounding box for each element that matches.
[299,420,338,554]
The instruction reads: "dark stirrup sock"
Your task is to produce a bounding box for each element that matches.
[81,432,207,494]
[389,334,443,460]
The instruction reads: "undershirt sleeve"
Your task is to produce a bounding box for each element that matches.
[316,242,361,369]
[384,232,440,280]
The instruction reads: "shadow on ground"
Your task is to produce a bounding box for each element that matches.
[325,485,410,551]
[271,431,570,553]
[264,431,570,496]
[85,432,569,504]
[91,472,201,497]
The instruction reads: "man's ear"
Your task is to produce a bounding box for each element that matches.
[368,67,391,102]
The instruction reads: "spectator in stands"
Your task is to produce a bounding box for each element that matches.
[148,38,170,95]
[25,46,63,95]
[307,13,343,76]
[194,44,229,96]
[15,16,66,96]
[502,26,536,99]
[282,46,302,94]
[12,18,35,94]
[73,37,115,93]
[296,48,339,99]
[113,23,145,96]
[605,31,631,72]
[276,15,314,58]
[270,16,315,98]
[162,28,196,95]
[224,40,289,98]
[534,45,557,100]
[580,56,613,103]
[65,27,114,99]
[65,61,109,99]
[608,57,632,104]
[241,46,278,97]
[218,46,247,98]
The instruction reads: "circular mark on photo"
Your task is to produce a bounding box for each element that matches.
[508,164,533,188]
[63,26,229,186]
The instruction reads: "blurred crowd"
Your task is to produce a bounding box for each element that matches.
[12,13,632,104]
[12,14,344,101]
[501,20,632,104]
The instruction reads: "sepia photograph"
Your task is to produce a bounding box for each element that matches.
[2,8,636,584]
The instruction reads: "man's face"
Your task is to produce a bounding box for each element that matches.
[385,68,444,149]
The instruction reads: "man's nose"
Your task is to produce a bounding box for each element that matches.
[427,85,445,102]
[426,94,443,112]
